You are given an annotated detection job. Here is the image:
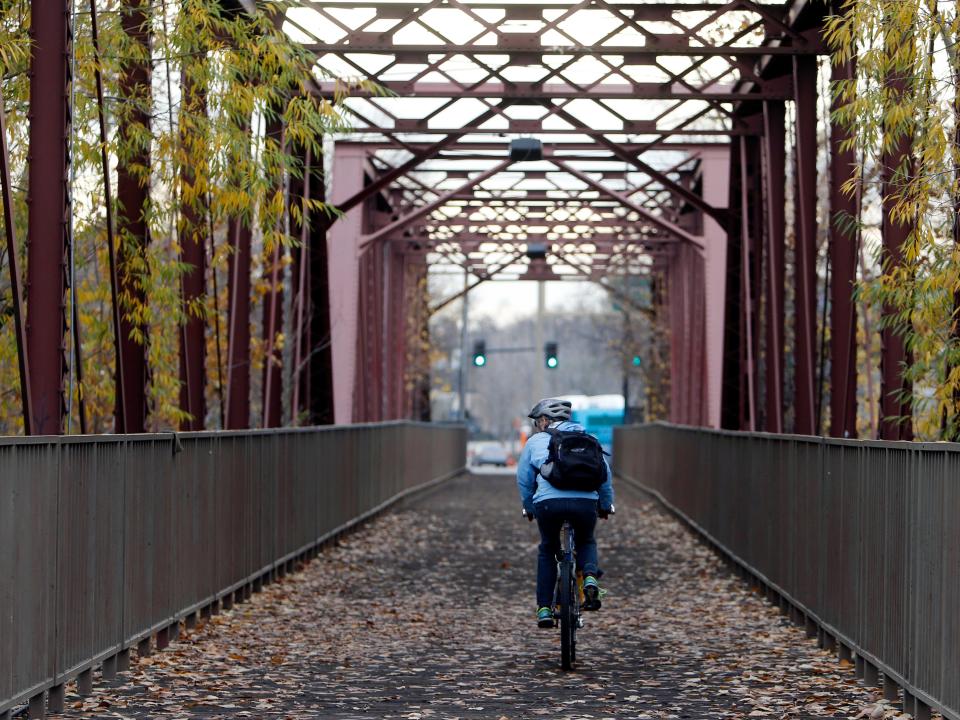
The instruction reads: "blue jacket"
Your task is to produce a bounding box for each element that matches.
[516,420,615,514]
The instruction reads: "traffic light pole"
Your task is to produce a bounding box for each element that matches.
[533,281,545,402]
[458,265,469,421]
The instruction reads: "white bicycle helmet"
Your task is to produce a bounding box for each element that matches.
[528,397,573,422]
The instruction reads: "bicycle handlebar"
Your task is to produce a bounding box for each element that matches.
[522,504,615,520]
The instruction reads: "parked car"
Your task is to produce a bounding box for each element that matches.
[474,442,510,467]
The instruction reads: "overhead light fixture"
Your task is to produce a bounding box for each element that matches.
[510,137,542,162]
[526,242,547,261]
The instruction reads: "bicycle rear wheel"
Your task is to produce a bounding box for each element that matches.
[559,559,577,670]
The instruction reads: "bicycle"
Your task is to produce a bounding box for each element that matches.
[556,518,580,671]
[524,506,614,671]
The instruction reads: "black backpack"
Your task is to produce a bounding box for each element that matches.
[541,428,607,492]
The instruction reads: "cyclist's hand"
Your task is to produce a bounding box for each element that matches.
[598,504,615,519]
[522,508,535,522]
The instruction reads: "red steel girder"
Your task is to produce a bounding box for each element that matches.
[27,0,71,436]
[0,86,33,434]
[115,0,152,433]
[791,55,818,436]
[829,57,858,439]
[762,100,785,434]
[553,160,702,247]
[226,214,252,430]
[261,117,285,428]
[306,44,821,59]
[879,67,914,441]
[178,72,207,431]
[319,80,794,103]
[362,160,513,247]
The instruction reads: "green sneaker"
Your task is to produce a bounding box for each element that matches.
[582,575,602,611]
[537,606,554,628]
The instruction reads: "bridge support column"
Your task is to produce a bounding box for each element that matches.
[115,1,152,433]
[178,72,207,431]
[226,213,253,429]
[792,55,819,435]
[699,147,731,428]
[26,0,72,436]
[879,67,914,440]
[830,57,859,438]
[668,242,706,425]
[328,145,367,423]
[763,100,786,433]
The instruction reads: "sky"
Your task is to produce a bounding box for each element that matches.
[429,272,613,326]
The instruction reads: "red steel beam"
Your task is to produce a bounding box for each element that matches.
[0,86,33,435]
[879,71,914,441]
[762,100,786,434]
[116,1,152,433]
[738,138,757,431]
[307,45,821,59]
[26,0,71,436]
[178,71,207,431]
[829,57,858,439]
[361,160,512,247]
[226,216,252,429]
[335,122,488,215]
[320,81,793,102]
[261,117,284,429]
[792,55,818,436]
[552,160,703,248]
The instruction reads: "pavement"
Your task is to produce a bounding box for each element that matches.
[53,472,892,719]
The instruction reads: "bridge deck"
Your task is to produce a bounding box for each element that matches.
[56,473,885,719]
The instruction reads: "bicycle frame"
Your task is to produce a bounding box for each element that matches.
[554,520,581,671]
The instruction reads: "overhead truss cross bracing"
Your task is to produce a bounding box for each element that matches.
[280,0,862,433]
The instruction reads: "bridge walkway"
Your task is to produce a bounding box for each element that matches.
[53,473,887,720]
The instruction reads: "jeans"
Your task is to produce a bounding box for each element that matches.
[533,498,599,608]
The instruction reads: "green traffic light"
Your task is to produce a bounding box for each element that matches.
[474,355,486,367]
[632,355,642,367]
[546,356,558,369]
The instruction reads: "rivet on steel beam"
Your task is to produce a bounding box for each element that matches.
[101,654,117,680]
[137,637,151,658]
[117,648,130,673]
[28,693,45,719]
[47,685,64,713]
[77,668,93,696]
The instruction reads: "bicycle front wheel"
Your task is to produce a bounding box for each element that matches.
[559,559,577,671]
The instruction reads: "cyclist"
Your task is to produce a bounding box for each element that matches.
[517,398,615,628]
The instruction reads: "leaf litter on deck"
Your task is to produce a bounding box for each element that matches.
[53,475,936,720]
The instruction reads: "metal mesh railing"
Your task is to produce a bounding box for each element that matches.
[614,423,960,720]
[0,422,465,716]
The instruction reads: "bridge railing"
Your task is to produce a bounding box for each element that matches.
[1,422,465,717]
[614,423,960,720]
